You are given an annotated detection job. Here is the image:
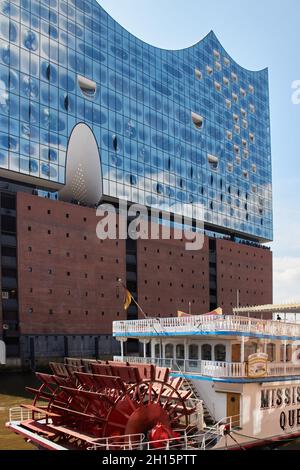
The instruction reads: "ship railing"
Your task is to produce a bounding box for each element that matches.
[113,315,300,339]
[200,360,247,378]
[115,356,300,379]
[87,433,145,451]
[8,406,44,423]
[87,428,223,451]
[268,362,300,376]
[114,356,247,378]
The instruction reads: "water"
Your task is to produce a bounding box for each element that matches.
[0,373,38,450]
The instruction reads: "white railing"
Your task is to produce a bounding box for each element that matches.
[87,429,222,451]
[268,362,300,376]
[87,433,145,451]
[113,315,300,339]
[9,407,31,423]
[200,361,247,378]
[114,356,300,379]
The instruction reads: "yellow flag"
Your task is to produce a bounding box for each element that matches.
[124,289,133,311]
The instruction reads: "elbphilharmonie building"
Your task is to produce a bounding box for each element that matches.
[0,1,273,366]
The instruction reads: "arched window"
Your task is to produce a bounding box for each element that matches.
[215,344,226,362]
[267,343,276,362]
[165,344,174,359]
[154,344,160,358]
[201,344,212,361]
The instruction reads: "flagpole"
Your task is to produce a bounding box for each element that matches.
[118,278,148,320]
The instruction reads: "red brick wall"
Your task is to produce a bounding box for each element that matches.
[16,194,273,335]
[137,232,210,317]
[216,239,273,315]
[17,193,126,335]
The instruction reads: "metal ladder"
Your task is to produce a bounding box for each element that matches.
[172,362,216,427]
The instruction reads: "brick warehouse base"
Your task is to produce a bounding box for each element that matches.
[0,192,272,366]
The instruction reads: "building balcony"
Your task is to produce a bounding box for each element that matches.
[113,356,300,379]
[113,315,300,340]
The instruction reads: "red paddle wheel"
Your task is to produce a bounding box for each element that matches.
[17,359,197,450]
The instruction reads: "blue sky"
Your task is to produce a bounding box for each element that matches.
[97,0,300,302]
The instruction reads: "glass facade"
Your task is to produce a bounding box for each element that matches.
[0,0,273,241]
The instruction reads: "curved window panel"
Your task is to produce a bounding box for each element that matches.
[208,154,219,171]
[77,75,97,98]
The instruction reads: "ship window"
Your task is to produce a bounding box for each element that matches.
[154,344,160,358]
[165,344,174,359]
[244,342,257,360]
[189,344,199,368]
[176,344,185,367]
[215,344,226,362]
[201,344,212,361]
[267,343,276,362]
[280,344,291,362]
[286,344,292,362]
[78,75,97,98]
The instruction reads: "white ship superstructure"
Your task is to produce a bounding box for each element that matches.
[113,310,300,449]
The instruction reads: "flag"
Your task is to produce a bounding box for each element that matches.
[177,311,191,318]
[123,289,133,311]
[207,307,223,316]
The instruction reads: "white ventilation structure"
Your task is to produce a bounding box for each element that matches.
[59,123,102,206]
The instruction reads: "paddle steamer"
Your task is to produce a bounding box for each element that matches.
[7,305,300,450]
